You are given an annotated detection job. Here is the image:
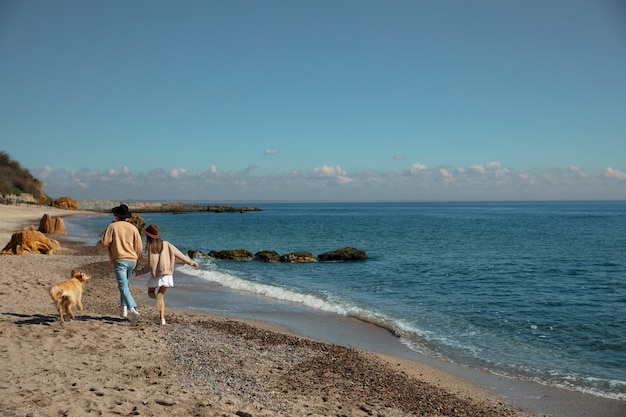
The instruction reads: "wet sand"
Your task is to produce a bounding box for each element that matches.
[156,273,626,417]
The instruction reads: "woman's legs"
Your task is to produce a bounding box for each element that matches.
[156,287,167,323]
[148,286,168,324]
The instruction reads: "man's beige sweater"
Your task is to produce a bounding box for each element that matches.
[99,220,143,263]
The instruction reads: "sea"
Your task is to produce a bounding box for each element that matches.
[64,201,626,401]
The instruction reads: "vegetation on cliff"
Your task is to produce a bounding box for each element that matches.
[0,151,48,202]
[0,152,260,213]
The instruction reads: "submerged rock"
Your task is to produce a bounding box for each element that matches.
[188,250,208,259]
[209,249,253,260]
[279,251,316,263]
[317,247,367,261]
[254,250,280,262]
[189,247,367,263]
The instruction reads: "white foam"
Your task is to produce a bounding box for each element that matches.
[180,264,409,336]
[183,265,349,315]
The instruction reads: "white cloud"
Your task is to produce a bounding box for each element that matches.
[306,165,355,186]
[393,154,405,161]
[436,168,454,183]
[463,162,502,175]
[30,162,626,202]
[407,162,428,174]
[336,175,355,185]
[169,168,189,179]
[312,165,346,178]
[264,149,280,155]
[568,166,589,178]
[105,166,131,177]
[602,167,626,181]
[37,165,52,180]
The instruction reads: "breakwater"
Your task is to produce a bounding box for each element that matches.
[76,199,261,213]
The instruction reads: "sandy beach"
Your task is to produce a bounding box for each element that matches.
[0,204,623,417]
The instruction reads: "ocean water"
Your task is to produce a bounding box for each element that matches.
[67,201,626,400]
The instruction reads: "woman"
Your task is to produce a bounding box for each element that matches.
[142,224,199,325]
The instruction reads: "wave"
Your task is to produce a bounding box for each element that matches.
[180,263,409,338]
[187,266,349,314]
[180,263,626,401]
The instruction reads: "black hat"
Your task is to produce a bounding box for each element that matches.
[111,204,132,219]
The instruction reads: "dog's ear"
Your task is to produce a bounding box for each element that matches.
[71,269,77,277]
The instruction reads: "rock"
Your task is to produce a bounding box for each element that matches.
[279,251,316,263]
[1,225,62,255]
[254,250,280,262]
[154,399,176,406]
[38,214,67,235]
[188,250,208,259]
[51,196,78,210]
[208,249,253,260]
[317,247,367,261]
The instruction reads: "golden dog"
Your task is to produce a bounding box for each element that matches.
[49,269,91,326]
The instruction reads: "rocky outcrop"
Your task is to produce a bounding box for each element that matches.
[254,251,280,262]
[38,214,67,235]
[51,196,78,210]
[208,249,253,260]
[189,247,367,263]
[279,251,316,263]
[317,247,367,261]
[1,225,62,255]
[188,250,208,259]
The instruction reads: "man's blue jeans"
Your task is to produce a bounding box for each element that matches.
[114,260,137,309]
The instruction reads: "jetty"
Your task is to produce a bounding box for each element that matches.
[76,199,261,213]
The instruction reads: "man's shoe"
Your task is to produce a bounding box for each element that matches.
[130,310,140,325]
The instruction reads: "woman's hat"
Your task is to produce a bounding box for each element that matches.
[111,204,132,219]
[143,224,161,239]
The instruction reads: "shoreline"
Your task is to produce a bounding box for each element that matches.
[0,204,624,416]
[154,271,626,417]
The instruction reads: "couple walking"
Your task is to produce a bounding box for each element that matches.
[96,204,199,325]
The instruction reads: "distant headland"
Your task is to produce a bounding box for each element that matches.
[76,199,261,213]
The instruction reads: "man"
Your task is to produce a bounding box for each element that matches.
[97,204,143,324]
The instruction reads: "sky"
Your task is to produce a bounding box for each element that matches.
[1,0,625,202]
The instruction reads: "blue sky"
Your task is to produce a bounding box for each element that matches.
[1,0,625,202]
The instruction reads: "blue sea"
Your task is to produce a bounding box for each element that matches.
[66,201,626,400]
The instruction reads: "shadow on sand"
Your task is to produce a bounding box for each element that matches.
[3,311,128,326]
